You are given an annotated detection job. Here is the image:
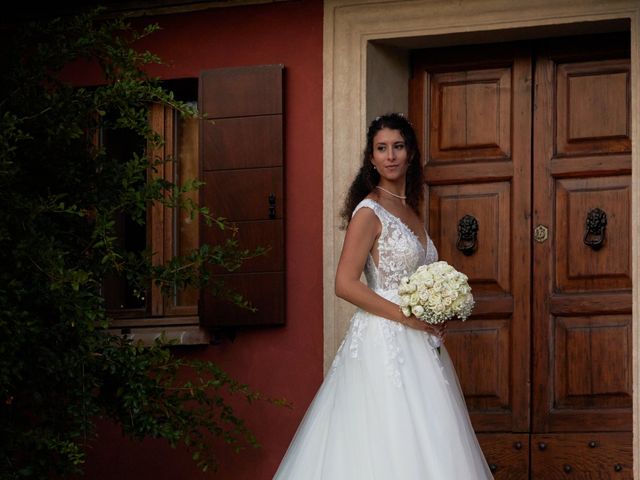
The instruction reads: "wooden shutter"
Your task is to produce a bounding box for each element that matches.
[199,65,285,326]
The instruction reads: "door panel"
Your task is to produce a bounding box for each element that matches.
[411,32,631,478]
[477,434,530,479]
[555,59,631,156]
[532,38,631,433]
[446,320,511,412]
[554,315,631,411]
[531,433,632,479]
[555,176,631,291]
[429,182,511,294]
[429,67,512,162]
[411,44,532,434]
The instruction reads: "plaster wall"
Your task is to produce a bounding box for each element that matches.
[78,1,324,479]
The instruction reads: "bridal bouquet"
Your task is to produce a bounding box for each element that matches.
[398,261,474,325]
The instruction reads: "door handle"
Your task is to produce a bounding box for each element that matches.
[268,193,276,219]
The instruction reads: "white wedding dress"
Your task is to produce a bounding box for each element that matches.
[274,199,493,479]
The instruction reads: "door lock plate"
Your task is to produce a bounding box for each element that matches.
[534,224,549,243]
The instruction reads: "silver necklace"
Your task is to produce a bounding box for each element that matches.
[376,186,406,200]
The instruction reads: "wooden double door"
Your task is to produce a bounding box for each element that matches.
[410,33,632,478]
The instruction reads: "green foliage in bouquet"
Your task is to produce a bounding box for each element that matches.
[0,10,279,478]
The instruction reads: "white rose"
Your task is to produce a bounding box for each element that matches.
[428,295,441,308]
[452,296,465,309]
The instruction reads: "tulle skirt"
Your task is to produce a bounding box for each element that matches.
[273,298,493,479]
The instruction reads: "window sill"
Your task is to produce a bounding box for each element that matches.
[108,316,211,346]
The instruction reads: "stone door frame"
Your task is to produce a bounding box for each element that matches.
[322,0,640,474]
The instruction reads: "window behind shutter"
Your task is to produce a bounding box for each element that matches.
[199,65,285,326]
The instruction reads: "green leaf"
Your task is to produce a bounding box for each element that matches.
[0,8,281,477]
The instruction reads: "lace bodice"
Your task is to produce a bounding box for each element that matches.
[353,199,438,293]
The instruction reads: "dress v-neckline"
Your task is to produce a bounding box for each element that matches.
[367,198,429,251]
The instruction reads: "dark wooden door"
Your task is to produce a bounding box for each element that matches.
[411,43,533,478]
[410,33,632,479]
[530,36,632,478]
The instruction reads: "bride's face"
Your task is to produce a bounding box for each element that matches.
[370,128,409,183]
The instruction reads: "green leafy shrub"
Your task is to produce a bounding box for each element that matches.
[0,10,278,478]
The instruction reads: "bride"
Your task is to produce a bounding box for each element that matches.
[273,113,493,479]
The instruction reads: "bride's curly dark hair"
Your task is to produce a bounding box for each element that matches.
[340,113,424,228]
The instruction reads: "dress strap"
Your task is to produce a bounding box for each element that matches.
[352,198,392,238]
[351,198,378,218]
[352,198,379,218]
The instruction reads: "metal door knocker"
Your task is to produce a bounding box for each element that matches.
[583,208,607,251]
[456,214,478,256]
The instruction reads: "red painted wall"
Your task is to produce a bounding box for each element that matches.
[81,1,324,478]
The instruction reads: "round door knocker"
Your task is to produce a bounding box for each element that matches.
[583,208,607,251]
[456,215,478,256]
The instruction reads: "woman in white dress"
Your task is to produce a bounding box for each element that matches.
[274,113,493,479]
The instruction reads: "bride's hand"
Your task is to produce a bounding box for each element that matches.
[402,315,447,339]
[430,322,447,341]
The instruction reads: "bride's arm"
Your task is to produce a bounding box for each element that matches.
[334,208,444,336]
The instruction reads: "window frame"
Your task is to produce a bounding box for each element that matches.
[106,95,209,345]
